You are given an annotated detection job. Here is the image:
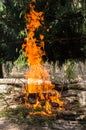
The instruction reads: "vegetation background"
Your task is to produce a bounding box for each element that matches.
[0,0,86,77]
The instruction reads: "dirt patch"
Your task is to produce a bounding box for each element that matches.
[0,117,20,130]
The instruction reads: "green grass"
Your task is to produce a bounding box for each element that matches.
[0,94,4,99]
[0,107,9,118]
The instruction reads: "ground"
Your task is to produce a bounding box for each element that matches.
[0,84,86,130]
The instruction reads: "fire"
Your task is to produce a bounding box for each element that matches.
[22,0,63,115]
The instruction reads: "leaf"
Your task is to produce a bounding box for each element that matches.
[0,1,5,12]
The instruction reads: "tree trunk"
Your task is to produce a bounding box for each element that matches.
[0,64,3,78]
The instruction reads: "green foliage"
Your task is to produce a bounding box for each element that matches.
[0,0,86,65]
[0,94,4,99]
[82,19,86,34]
[44,0,86,63]
[0,107,9,118]
[82,10,86,34]
[65,60,78,81]
[14,50,28,68]
[0,1,5,12]
[0,0,28,62]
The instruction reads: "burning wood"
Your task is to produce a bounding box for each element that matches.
[27,78,51,85]
[22,0,63,115]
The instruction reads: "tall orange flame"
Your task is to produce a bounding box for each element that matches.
[22,0,63,115]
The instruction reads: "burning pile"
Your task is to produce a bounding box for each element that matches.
[22,0,63,115]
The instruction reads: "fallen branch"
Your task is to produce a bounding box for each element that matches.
[0,78,26,84]
[0,78,51,85]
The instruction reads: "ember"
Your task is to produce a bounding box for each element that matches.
[22,0,63,115]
